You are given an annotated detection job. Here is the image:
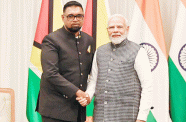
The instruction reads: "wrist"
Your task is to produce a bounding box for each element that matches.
[76,89,81,97]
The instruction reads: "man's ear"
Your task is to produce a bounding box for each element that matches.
[126,26,129,33]
[106,27,109,32]
[61,14,64,22]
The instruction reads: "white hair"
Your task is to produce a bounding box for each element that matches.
[107,14,128,27]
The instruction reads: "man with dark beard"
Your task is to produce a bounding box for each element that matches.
[36,1,94,122]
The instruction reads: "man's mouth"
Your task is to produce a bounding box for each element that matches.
[112,35,121,38]
[72,24,79,26]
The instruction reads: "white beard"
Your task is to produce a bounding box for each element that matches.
[109,33,127,45]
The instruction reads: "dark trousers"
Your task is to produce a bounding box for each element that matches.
[42,116,78,122]
[41,105,83,122]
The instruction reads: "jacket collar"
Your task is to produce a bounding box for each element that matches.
[61,26,78,39]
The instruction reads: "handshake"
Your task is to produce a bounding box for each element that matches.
[76,89,91,107]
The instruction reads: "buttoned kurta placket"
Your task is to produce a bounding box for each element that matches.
[103,46,118,122]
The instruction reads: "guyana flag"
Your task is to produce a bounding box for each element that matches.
[169,0,186,121]
[26,0,52,121]
[96,0,111,48]
[26,0,97,121]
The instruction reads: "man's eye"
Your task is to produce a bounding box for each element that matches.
[77,14,82,17]
[118,26,123,28]
[68,15,74,18]
[109,27,114,29]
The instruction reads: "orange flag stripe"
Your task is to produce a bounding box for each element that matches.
[136,0,167,58]
[181,0,186,8]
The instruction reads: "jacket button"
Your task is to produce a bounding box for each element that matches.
[80,84,83,87]
[104,101,107,104]
[81,73,83,76]
[79,52,81,55]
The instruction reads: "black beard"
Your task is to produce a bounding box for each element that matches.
[67,26,81,33]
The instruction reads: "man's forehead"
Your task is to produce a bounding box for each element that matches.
[64,6,84,14]
[108,23,124,26]
[109,18,125,25]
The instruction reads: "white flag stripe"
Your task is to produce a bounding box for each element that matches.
[169,1,186,81]
[29,62,42,78]
[128,1,171,122]
[128,4,164,53]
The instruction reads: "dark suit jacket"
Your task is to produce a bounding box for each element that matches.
[36,26,95,121]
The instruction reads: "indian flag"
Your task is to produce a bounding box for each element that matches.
[128,0,171,121]
[169,0,186,121]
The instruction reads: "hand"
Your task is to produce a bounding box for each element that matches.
[76,89,87,98]
[136,120,145,122]
[76,92,90,106]
[76,97,87,107]
[85,116,93,122]
[85,92,91,104]
[76,90,90,106]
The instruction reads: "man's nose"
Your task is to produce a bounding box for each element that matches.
[73,17,78,21]
[113,26,119,32]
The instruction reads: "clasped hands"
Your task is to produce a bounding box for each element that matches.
[76,89,90,107]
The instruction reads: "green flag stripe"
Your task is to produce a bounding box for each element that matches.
[27,68,42,122]
[86,97,95,116]
[169,57,186,122]
[147,111,157,122]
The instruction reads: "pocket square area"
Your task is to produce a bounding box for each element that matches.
[87,45,91,53]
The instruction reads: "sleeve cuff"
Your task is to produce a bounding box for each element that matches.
[65,86,79,100]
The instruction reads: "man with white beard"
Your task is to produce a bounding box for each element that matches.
[77,14,153,122]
